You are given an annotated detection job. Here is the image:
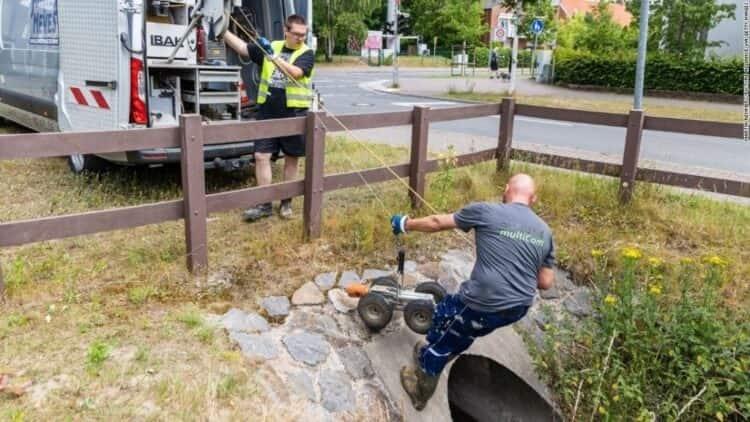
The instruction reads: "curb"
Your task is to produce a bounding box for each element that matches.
[358,80,491,105]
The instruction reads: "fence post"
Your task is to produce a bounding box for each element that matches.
[180,114,208,273]
[409,106,430,209]
[497,98,516,172]
[619,109,645,203]
[304,111,327,240]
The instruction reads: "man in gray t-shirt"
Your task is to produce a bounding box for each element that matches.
[391,173,556,411]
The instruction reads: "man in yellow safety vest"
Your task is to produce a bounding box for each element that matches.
[223,14,314,221]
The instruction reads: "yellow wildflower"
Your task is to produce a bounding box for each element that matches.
[604,294,617,305]
[591,249,605,258]
[648,284,662,296]
[648,257,663,267]
[706,255,728,267]
[621,246,642,260]
[598,406,607,415]
[680,257,695,265]
[613,395,620,402]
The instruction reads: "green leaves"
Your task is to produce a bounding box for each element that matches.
[553,48,742,95]
[406,0,485,47]
[539,254,750,419]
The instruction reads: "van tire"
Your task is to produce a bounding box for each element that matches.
[67,154,109,174]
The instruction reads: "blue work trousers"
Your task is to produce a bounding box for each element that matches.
[418,294,529,376]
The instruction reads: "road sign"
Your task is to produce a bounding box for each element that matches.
[494,26,505,40]
[531,18,544,35]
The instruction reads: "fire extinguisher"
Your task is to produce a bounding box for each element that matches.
[196,20,207,64]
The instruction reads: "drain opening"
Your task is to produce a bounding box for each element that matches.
[448,355,560,422]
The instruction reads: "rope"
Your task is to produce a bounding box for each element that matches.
[228,16,476,250]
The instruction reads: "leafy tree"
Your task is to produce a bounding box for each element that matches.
[404,0,485,47]
[628,0,736,59]
[557,2,636,54]
[314,0,383,61]
[516,0,558,45]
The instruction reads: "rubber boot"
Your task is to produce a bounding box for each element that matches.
[400,364,439,411]
[243,203,272,222]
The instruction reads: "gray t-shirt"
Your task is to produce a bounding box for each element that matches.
[454,202,555,312]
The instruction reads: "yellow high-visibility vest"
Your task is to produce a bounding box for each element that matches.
[256,41,314,109]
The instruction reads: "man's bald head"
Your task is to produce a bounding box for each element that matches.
[503,173,537,205]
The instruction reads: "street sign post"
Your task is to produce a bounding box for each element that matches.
[530,18,544,77]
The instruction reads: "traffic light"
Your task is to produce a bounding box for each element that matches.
[397,12,410,35]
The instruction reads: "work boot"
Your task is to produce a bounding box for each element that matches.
[279,199,293,219]
[243,203,272,222]
[400,364,439,411]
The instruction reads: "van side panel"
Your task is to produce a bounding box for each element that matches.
[0,0,60,131]
[57,0,120,132]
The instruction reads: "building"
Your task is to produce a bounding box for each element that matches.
[555,0,631,27]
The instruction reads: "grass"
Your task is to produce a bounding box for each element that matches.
[1,132,749,418]
[445,91,744,123]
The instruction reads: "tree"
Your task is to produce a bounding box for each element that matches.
[628,0,735,59]
[314,0,383,61]
[517,0,558,45]
[557,2,636,54]
[405,0,485,48]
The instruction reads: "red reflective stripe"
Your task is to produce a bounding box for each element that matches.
[70,87,88,106]
[90,90,110,109]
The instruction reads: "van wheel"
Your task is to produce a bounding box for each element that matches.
[68,154,109,174]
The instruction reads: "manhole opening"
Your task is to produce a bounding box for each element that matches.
[447,355,560,422]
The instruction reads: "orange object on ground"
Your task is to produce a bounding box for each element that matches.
[345,284,369,298]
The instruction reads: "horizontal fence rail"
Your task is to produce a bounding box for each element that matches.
[0,101,746,284]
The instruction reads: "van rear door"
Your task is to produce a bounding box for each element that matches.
[57,0,121,131]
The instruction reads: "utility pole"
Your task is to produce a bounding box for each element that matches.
[386,0,396,51]
[393,0,400,88]
[633,0,650,109]
[509,5,521,95]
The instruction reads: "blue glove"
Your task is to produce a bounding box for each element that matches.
[391,215,408,235]
[257,36,273,56]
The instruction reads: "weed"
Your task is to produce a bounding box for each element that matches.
[86,340,111,372]
[195,326,214,344]
[429,146,458,211]
[135,346,149,363]
[5,257,28,293]
[176,309,203,329]
[217,373,245,399]
[127,286,159,305]
[538,249,750,419]
[5,409,25,422]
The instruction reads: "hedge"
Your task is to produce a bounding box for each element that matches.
[553,49,742,95]
[475,46,532,70]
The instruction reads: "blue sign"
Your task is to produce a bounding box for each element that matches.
[531,18,544,35]
[30,0,59,46]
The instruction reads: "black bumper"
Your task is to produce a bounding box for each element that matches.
[126,141,257,170]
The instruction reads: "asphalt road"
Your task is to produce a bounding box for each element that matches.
[314,68,749,177]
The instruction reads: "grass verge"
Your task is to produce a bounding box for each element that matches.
[1,136,748,419]
[446,91,743,123]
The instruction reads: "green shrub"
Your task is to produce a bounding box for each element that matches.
[539,249,750,419]
[474,47,531,69]
[553,48,742,95]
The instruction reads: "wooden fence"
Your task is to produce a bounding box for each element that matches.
[0,99,746,288]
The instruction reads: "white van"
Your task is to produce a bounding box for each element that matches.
[0,0,311,173]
